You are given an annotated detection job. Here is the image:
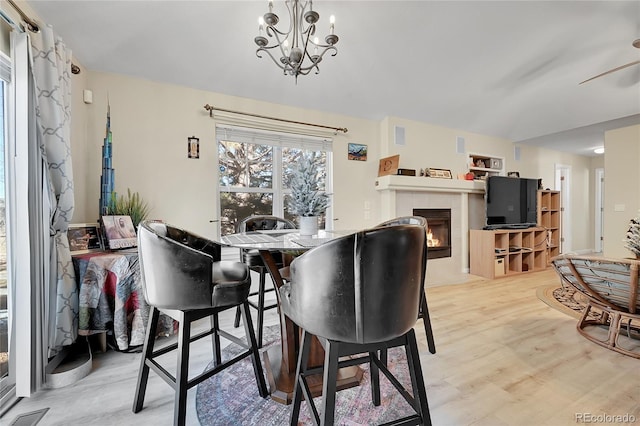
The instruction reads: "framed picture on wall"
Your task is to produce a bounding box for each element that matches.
[101,215,138,250]
[347,143,368,161]
[188,136,199,159]
[68,223,103,254]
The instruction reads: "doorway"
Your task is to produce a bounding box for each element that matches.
[555,164,571,253]
[595,168,604,253]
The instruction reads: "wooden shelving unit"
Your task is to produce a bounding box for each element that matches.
[537,189,561,264]
[470,228,547,279]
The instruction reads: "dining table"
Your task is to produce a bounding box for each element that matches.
[221,228,364,405]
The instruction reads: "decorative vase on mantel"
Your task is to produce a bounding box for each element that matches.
[299,216,319,236]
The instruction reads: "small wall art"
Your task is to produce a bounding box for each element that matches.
[378,154,400,176]
[188,136,199,159]
[347,143,367,161]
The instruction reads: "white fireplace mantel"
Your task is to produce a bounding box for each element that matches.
[375,175,486,194]
[375,175,486,275]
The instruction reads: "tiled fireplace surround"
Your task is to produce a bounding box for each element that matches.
[376,175,486,286]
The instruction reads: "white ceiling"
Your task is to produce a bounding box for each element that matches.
[26,0,640,157]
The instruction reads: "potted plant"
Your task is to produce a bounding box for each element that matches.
[624,211,640,259]
[108,188,151,229]
[287,153,330,235]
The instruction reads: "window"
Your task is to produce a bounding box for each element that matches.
[217,126,332,235]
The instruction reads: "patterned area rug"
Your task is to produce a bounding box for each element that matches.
[537,284,602,321]
[195,326,417,425]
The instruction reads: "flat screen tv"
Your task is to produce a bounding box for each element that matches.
[484,176,538,229]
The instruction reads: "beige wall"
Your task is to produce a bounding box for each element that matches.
[70,70,600,252]
[73,71,380,238]
[377,117,595,251]
[603,124,640,257]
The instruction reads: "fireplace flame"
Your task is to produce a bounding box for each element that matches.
[427,228,440,247]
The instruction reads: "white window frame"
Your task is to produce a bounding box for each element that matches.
[215,125,333,234]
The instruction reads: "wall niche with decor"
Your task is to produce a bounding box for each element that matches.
[468,153,505,180]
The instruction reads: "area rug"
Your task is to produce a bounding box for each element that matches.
[195,325,417,425]
[537,283,601,321]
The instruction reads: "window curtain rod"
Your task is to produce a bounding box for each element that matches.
[203,104,348,134]
[5,0,80,74]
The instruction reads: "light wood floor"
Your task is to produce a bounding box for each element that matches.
[3,268,640,425]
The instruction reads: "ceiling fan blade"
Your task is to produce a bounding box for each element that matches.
[579,60,640,84]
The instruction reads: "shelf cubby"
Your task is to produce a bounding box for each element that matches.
[470,227,547,279]
[537,190,562,265]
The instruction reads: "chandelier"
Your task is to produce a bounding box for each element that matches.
[254,0,339,81]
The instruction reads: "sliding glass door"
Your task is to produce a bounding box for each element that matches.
[0,53,14,411]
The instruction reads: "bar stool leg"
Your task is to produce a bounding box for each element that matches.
[174,312,192,426]
[290,330,313,425]
[210,312,221,366]
[256,271,267,348]
[369,350,381,406]
[133,306,160,413]
[406,329,432,425]
[420,294,436,354]
[240,301,268,397]
[319,340,339,425]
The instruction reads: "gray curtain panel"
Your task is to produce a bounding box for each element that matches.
[29,26,77,357]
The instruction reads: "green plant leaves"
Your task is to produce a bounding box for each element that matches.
[107,188,150,228]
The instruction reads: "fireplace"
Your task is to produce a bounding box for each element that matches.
[413,208,452,259]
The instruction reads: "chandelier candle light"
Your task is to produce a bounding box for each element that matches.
[255,0,339,81]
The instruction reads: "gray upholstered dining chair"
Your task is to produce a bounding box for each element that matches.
[377,215,436,354]
[233,215,296,347]
[280,224,432,425]
[133,221,267,426]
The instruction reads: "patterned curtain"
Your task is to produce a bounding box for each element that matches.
[29,26,76,356]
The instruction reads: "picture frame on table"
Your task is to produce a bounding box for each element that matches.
[101,215,138,250]
[68,223,103,254]
[425,168,452,179]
